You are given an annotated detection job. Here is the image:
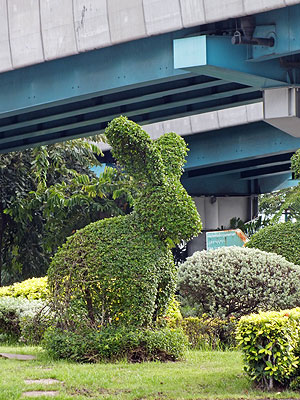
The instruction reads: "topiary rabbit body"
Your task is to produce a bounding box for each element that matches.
[48,117,201,328]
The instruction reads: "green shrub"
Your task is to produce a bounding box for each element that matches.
[0,277,48,300]
[178,247,300,318]
[168,316,237,349]
[290,376,300,390]
[43,326,188,363]
[0,296,50,343]
[236,308,300,390]
[48,117,201,332]
[246,222,300,265]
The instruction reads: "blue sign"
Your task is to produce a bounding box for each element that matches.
[206,229,247,250]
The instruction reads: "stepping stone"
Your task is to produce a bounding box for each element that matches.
[24,379,61,385]
[0,353,36,360]
[22,392,58,397]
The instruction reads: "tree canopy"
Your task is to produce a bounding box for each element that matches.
[0,138,134,285]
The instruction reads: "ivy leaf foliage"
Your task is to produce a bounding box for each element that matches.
[48,116,202,341]
[154,132,188,179]
[105,116,202,245]
[105,116,166,185]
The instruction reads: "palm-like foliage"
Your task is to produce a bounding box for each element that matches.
[0,137,134,285]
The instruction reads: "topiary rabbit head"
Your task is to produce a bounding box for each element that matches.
[105,116,202,245]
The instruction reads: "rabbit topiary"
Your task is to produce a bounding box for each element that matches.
[48,116,201,329]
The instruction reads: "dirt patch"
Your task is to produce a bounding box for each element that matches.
[127,348,176,363]
[69,387,94,397]
[70,387,131,397]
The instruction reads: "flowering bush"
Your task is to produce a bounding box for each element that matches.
[178,246,300,318]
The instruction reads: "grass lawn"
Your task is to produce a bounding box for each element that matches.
[0,346,299,400]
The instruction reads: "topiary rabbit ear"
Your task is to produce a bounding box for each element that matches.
[154,132,188,179]
[105,116,165,184]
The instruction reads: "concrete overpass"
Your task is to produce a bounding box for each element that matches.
[2,0,300,235]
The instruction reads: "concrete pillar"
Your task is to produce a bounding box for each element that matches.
[264,87,300,137]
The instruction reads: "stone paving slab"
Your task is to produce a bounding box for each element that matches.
[24,379,61,385]
[0,353,36,360]
[22,392,58,397]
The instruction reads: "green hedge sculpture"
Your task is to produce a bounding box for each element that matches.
[48,116,202,329]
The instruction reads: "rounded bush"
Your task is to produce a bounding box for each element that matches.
[43,326,188,363]
[246,221,300,265]
[178,247,300,318]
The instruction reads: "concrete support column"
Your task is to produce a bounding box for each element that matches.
[264,87,300,137]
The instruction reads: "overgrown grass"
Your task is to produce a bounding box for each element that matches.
[0,345,299,399]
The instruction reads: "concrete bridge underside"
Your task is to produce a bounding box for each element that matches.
[2,0,300,234]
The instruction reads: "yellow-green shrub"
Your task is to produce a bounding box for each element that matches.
[165,297,182,321]
[0,277,48,300]
[236,308,300,390]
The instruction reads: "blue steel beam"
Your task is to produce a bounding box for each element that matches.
[185,121,300,171]
[239,164,291,180]
[0,99,262,154]
[187,152,293,179]
[0,31,191,118]
[259,174,297,193]
[0,89,261,153]
[0,26,264,153]
[182,171,253,196]
[0,86,258,147]
[174,35,289,88]
[182,170,294,196]
[251,4,300,62]
[0,79,230,134]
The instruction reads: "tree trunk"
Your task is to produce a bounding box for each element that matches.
[85,289,95,324]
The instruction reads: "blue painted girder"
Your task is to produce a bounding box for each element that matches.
[0,29,262,153]
[182,171,294,196]
[251,4,300,62]
[181,121,300,195]
[185,121,300,170]
[174,35,289,88]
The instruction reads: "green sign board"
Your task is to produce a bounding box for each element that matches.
[206,229,247,250]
